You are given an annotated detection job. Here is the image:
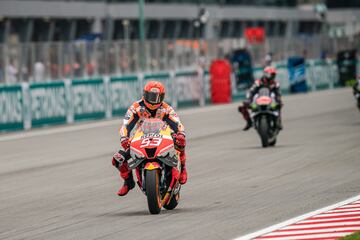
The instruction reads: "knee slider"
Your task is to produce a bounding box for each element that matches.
[112,150,126,169]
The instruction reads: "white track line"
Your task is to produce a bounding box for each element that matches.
[261,227,359,237]
[315,212,360,217]
[264,227,360,235]
[233,194,360,240]
[336,204,360,209]
[282,221,360,229]
[301,216,360,223]
[327,208,360,213]
[255,232,350,240]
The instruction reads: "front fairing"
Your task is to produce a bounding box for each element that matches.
[128,119,179,169]
[251,91,279,117]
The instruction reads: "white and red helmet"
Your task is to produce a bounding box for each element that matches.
[143,81,165,110]
[262,66,277,85]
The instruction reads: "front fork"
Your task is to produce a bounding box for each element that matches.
[137,162,180,205]
[162,167,180,205]
[254,114,279,131]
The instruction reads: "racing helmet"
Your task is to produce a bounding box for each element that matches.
[143,81,165,110]
[262,66,277,85]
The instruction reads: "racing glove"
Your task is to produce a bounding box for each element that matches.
[120,137,130,151]
[174,132,186,150]
[112,151,125,169]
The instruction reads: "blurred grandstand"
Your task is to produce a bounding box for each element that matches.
[0,0,359,82]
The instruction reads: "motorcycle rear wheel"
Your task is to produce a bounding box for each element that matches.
[145,170,162,214]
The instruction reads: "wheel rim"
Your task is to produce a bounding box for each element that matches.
[155,170,162,208]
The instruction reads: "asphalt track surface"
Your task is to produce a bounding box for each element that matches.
[0,88,359,240]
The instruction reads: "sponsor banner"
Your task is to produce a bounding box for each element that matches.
[0,85,24,131]
[275,64,290,95]
[307,60,338,90]
[110,75,140,116]
[288,57,308,93]
[175,71,203,107]
[29,82,67,127]
[72,78,106,120]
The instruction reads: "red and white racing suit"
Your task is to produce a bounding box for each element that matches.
[112,99,186,184]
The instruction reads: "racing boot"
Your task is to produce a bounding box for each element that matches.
[179,152,187,185]
[117,175,135,196]
[238,105,252,131]
[277,109,283,130]
[243,119,253,131]
[179,165,187,185]
[117,162,135,196]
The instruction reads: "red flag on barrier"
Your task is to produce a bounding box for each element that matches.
[245,27,265,44]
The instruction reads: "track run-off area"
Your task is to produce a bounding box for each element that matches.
[0,87,359,240]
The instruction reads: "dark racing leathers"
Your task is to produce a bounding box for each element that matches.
[112,99,187,196]
[238,78,283,130]
[353,80,360,108]
[353,80,360,95]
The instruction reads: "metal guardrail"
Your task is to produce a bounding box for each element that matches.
[0,36,358,84]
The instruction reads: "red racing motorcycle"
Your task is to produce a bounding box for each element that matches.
[128,118,182,214]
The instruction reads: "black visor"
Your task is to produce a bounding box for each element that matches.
[264,72,276,81]
[144,91,165,104]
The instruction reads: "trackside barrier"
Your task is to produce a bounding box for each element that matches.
[0,84,24,131]
[175,70,205,108]
[0,60,358,132]
[249,59,356,96]
[71,78,107,121]
[29,81,67,128]
[0,70,205,132]
[110,75,139,117]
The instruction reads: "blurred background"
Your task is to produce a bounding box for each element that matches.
[0,0,359,83]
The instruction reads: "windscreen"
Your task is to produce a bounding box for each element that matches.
[258,87,270,97]
[141,119,165,134]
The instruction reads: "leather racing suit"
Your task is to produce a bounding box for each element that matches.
[111,98,187,196]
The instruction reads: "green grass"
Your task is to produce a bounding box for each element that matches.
[340,231,360,240]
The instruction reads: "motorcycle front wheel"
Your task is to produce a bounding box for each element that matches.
[145,170,162,214]
[258,116,269,148]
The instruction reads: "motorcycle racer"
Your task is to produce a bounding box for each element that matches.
[353,75,360,108]
[112,81,188,196]
[353,75,360,95]
[238,66,283,131]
